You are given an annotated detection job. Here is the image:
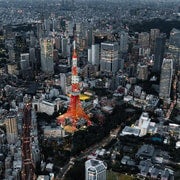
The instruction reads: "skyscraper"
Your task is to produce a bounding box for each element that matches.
[20,53,30,70]
[153,34,166,73]
[92,44,100,66]
[100,42,119,74]
[137,63,148,81]
[168,28,180,72]
[4,113,18,144]
[60,73,67,94]
[85,159,107,180]
[40,37,54,74]
[159,58,173,99]
[61,37,68,57]
[120,31,128,53]
[138,32,150,48]
[150,29,160,53]
[88,48,92,64]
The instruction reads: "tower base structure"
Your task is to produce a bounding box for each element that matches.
[57,94,92,133]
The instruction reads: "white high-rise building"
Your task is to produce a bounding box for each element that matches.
[92,44,100,65]
[159,58,173,99]
[85,159,107,180]
[88,48,92,64]
[40,37,54,74]
[138,112,151,137]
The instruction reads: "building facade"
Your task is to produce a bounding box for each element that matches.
[40,37,54,74]
[168,28,180,72]
[137,64,148,81]
[159,58,173,99]
[150,29,160,53]
[153,34,166,73]
[85,159,107,180]
[100,42,119,74]
[92,44,100,66]
[4,114,18,144]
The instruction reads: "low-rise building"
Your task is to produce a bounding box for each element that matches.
[136,144,155,159]
[43,126,66,138]
[121,126,140,136]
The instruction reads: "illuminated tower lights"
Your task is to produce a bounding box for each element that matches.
[57,41,92,133]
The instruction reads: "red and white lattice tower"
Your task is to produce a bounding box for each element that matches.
[57,41,92,132]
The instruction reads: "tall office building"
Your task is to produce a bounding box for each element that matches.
[20,53,30,70]
[4,114,18,144]
[120,31,128,53]
[55,36,61,51]
[85,159,107,180]
[29,31,36,48]
[159,58,173,99]
[65,20,74,37]
[168,28,180,72]
[150,29,160,53]
[43,19,51,36]
[75,22,85,48]
[86,28,93,47]
[15,34,27,60]
[100,42,119,74]
[60,73,67,94]
[61,37,68,57]
[137,64,148,81]
[29,47,36,70]
[40,37,54,74]
[138,32,150,48]
[153,34,166,73]
[8,48,16,62]
[92,44,100,66]
[88,48,92,64]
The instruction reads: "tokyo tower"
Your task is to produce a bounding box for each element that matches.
[57,41,92,132]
